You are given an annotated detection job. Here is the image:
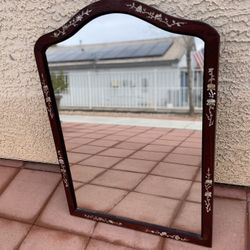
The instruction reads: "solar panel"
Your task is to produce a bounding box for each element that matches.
[148,40,173,56]
[47,38,174,63]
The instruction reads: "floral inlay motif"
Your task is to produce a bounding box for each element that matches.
[204,168,212,213]
[57,150,69,187]
[83,214,123,226]
[126,3,186,27]
[41,73,54,119]
[206,68,216,127]
[145,229,188,241]
[52,9,92,38]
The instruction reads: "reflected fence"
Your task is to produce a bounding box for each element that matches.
[58,69,203,113]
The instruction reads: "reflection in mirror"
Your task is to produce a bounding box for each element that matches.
[46,14,204,235]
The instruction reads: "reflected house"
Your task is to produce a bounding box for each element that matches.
[47,36,204,112]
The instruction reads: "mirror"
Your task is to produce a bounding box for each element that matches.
[35,0,219,247]
[46,13,203,235]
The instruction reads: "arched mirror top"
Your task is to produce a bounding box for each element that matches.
[35,0,219,51]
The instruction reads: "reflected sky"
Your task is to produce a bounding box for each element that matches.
[59,14,204,50]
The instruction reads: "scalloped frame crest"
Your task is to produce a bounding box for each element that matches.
[34,0,219,247]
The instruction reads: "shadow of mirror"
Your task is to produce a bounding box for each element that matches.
[46,13,204,235]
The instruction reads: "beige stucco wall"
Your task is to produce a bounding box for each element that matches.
[0,0,249,186]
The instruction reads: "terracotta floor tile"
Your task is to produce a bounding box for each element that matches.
[19,226,87,250]
[114,131,140,137]
[93,223,161,250]
[131,150,166,161]
[73,181,84,190]
[75,184,128,212]
[79,155,122,168]
[86,239,135,250]
[67,152,91,164]
[83,133,107,139]
[152,162,197,180]
[113,158,157,173]
[0,169,60,222]
[172,147,201,156]
[99,148,134,158]
[104,135,130,141]
[142,144,175,153]
[76,129,96,134]
[164,198,246,250]
[64,132,85,138]
[0,158,23,168]
[195,168,201,182]
[92,170,145,190]
[126,126,150,131]
[136,175,191,200]
[186,182,202,203]
[37,183,95,235]
[71,165,105,183]
[185,137,202,143]
[172,201,201,234]
[214,185,247,200]
[126,137,155,144]
[180,141,201,149]
[72,145,106,154]
[160,135,186,141]
[191,131,202,138]
[169,129,193,136]
[152,139,181,146]
[115,141,146,150]
[0,218,30,250]
[88,139,119,147]
[61,122,79,128]
[0,166,18,193]
[65,141,82,151]
[111,192,179,226]
[68,137,95,144]
[139,132,162,138]
[164,153,201,166]
[91,130,114,135]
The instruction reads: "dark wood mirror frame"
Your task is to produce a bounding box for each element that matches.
[34,0,219,247]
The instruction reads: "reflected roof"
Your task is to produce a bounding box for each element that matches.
[47,38,175,63]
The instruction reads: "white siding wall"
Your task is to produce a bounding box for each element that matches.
[59,66,203,112]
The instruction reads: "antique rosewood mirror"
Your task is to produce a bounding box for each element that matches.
[34,0,219,247]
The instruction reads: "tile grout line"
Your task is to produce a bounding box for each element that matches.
[88,127,174,190]
[66,124,138,164]
[69,125,199,224]
[15,179,62,250]
[72,126,162,191]
[0,167,22,196]
[68,125,174,250]
[68,124,159,150]
[168,130,202,228]
[72,167,201,184]
[160,130,201,250]
[0,211,165,250]
[169,165,201,228]
[90,127,179,250]
[111,127,190,250]
[67,124,132,151]
[72,181,202,205]
[118,128,194,200]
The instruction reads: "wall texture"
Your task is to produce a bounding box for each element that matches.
[0,0,249,186]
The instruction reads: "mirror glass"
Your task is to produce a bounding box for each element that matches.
[46,13,204,235]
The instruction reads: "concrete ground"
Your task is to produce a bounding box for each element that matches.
[60,114,202,130]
